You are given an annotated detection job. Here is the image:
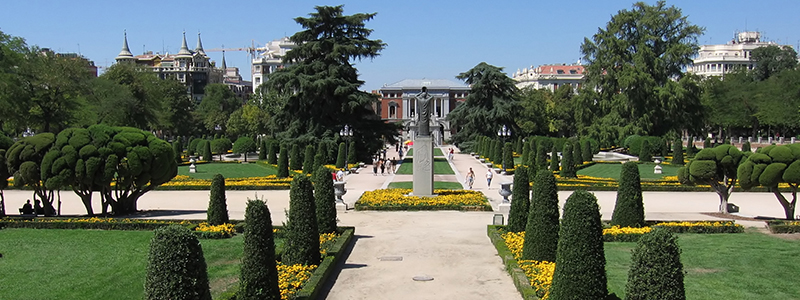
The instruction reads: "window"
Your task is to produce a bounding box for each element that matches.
[389,104,397,119]
[557,70,565,74]
[569,70,577,74]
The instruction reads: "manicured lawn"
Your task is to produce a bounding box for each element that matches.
[605,231,800,299]
[404,148,445,157]
[387,181,463,190]
[394,157,454,175]
[0,228,247,300]
[578,162,680,180]
[177,162,278,179]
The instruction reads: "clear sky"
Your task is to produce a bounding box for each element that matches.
[2,0,799,91]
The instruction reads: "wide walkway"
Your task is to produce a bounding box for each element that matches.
[2,145,789,299]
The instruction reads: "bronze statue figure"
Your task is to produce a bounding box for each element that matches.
[415,86,433,136]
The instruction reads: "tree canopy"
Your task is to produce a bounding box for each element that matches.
[678,144,743,213]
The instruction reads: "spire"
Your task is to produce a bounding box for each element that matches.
[116,30,134,60]
[195,32,206,56]
[176,31,193,57]
[221,50,227,70]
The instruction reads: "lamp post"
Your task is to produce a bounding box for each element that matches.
[340,125,353,172]
[497,125,511,172]
[22,127,35,138]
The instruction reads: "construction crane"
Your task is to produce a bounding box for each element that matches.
[205,41,268,61]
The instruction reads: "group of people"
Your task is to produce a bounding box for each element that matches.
[19,199,45,215]
[463,167,494,189]
[372,156,396,175]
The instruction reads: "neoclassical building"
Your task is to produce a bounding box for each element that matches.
[689,31,790,77]
[512,63,585,91]
[374,79,470,144]
[250,37,296,92]
[115,31,222,101]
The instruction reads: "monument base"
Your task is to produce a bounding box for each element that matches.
[412,136,435,197]
[499,203,511,214]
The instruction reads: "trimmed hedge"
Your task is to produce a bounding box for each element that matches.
[290,144,302,171]
[207,174,230,225]
[560,142,576,178]
[507,166,530,233]
[284,175,321,266]
[0,217,197,230]
[336,142,346,169]
[766,221,800,233]
[277,145,289,178]
[314,165,337,234]
[303,145,315,174]
[522,169,560,262]
[239,199,281,300]
[625,228,686,300]
[610,162,645,228]
[145,224,211,300]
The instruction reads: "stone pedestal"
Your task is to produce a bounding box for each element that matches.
[498,203,511,214]
[336,202,348,213]
[413,136,434,197]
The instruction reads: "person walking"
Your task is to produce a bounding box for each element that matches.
[486,169,494,188]
[380,158,386,175]
[466,168,475,189]
[373,157,379,176]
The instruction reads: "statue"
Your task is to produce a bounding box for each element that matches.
[415,87,433,136]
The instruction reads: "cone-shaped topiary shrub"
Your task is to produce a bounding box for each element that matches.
[522,141,531,167]
[290,144,302,171]
[267,140,278,164]
[493,140,502,165]
[277,145,289,178]
[561,142,576,178]
[550,190,608,300]
[536,142,549,171]
[207,174,229,225]
[742,141,751,152]
[173,140,183,164]
[582,139,593,162]
[507,166,530,232]
[239,199,281,300]
[672,140,684,165]
[145,224,211,300]
[303,145,315,174]
[348,141,357,166]
[503,142,514,171]
[335,142,346,169]
[314,165,337,234]
[639,140,652,162]
[258,140,267,160]
[284,175,320,266]
[573,139,583,166]
[522,169,560,262]
[526,139,537,167]
[611,162,645,228]
[314,143,327,170]
[686,143,694,158]
[550,146,560,172]
[203,140,213,162]
[625,228,686,300]
[187,137,198,156]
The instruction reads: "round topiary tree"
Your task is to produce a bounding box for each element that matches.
[267,140,278,164]
[277,144,289,178]
[211,138,232,161]
[561,142,576,178]
[284,175,321,266]
[207,174,229,225]
[738,144,800,219]
[258,140,267,160]
[233,136,257,162]
[639,140,652,162]
[303,145,316,174]
[313,165,337,234]
[672,139,684,166]
[507,166,530,232]
[549,146,560,172]
[289,144,302,171]
[549,190,608,300]
[678,144,743,213]
[611,162,645,228]
[203,140,213,162]
[522,169,560,262]
[144,224,211,300]
[625,227,685,300]
[335,142,346,169]
[239,199,281,300]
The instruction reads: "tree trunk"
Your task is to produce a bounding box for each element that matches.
[773,187,798,220]
[80,194,94,216]
[718,192,729,213]
[0,190,6,217]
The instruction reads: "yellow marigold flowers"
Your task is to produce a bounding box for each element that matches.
[357,188,490,210]
[654,221,739,227]
[277,262,317,300]
[319,233,339,256]
[518,260,555,300]
[194,222,235,236]
[501,231,525,259]
[603,225,653,235]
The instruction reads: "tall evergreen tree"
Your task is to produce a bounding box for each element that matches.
[239,199,281,300]
[207,174,229,225]
[266,5,399,156]
[144,225,211,300]
[611,162,645,227]
[303,145,315,174]
[625,228,686,300]
[561,142,576,178]
[550,190,608,300]
[672,139,684,165]
[313,166,337,234]
[507,166,530,232]
[522,169,560,262]
[277,144,289,178]
[284,175,321,266]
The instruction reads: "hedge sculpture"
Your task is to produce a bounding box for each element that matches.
[678,144,742,213]
[145,225,211,300]
[611,162,645,227]
[284,175,321,266]
[239,199,281,300]
[625,228,685,300]
[507,166,530,232]
[738,144,800,219]
[522,169,560,262]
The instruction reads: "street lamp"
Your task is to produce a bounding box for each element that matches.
[22,127,35,138]
[340,125,354,172]
[497,125,512,172]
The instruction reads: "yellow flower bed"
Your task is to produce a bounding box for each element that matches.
[501,231,526,259]
[356,189,491,210]
[161,174,293,189]
[277,262,317,300]
[2,217,192,225]
[655,221,738,227]
[319,232,339,256]
[194,222,235,236]
[603,225,653,235]
[501,231,553,299]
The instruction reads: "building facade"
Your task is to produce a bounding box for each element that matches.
[115,31,222,101]
[220,51,252,101]
[374,79,469,144]
[512,63,585,91]
[251,37,296,92]
[689,31,788,77]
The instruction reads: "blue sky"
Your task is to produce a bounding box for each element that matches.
[2,0,799,91]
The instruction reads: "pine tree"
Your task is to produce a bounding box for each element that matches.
[277,144,289,178]
[561,142,576,178]
[335,142,346,169]
[267,140,278,164]
[258,140,267,160]
[611,162,645,227]
[507,166,530,232]
[549,190,608,300]
[550,145,560,172]
[284,175,321,266]
[303,145,315,174]
[239,199,281,300]
[625,228,686,300]
[314,165,337,234]
[672,139,684,165]
[290,144,302,170]
[145,225,211,300]
[522,169,560,262]
[207,174,229,225]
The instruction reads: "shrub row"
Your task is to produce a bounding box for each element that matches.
[0,217,196,230]
[766,221,800,233]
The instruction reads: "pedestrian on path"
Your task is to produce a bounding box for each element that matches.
[486,169,493,187]
[373,157,379,176]
[448,148,454,161]
[466,168,475,189]
[386,159,394,174]
[380,159,386,175]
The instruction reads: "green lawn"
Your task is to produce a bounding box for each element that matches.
[404,148,445,157]
[394,157,455,175]
[0,228,245,300]
[578,162,680,180]
[605,231,800,299]
[177,162,277,179]
[387,181,463,190]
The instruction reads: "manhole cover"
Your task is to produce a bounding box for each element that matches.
[413,276,434,281]
[378,256,403,261]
